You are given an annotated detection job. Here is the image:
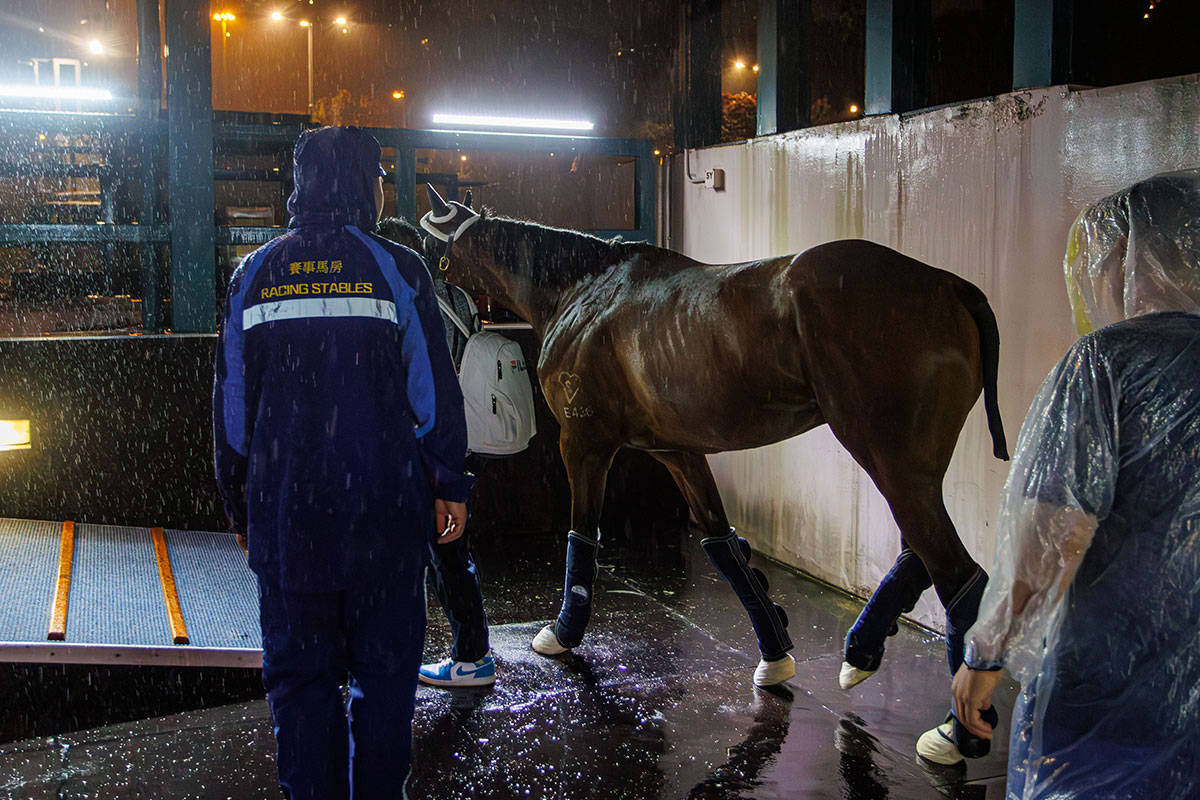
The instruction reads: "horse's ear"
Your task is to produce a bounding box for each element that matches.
[464,189,473,209]
[426,184,451,217]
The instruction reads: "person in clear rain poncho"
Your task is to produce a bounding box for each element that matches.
[927,169,1200,798]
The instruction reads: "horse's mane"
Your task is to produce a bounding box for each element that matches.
[474,211,641,287]
[378,212,646,288]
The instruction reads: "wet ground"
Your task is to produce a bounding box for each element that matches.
[0,523,1017,798]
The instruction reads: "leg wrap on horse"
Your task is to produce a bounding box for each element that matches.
[945,565,988,674]
[701,530,792,661]
[844,549,932,671]
[552,531,598,648]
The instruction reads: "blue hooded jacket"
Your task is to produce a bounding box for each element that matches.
[213,126,472,591]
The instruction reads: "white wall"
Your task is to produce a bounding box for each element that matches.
[668,74,1200,629]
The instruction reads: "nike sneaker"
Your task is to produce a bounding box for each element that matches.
[418,654,497,687]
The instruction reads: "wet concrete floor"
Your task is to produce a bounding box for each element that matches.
[0,524,1017,798]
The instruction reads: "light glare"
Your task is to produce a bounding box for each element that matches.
[0,85,113,101]
[0,420,31,451]
[432,113,594,132]
[334,16,347,24]
[88,39,104,54]
[271,11,284,20]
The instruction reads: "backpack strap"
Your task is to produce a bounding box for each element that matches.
[435,293,474,338]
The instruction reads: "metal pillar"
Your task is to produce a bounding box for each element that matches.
[136,0,163,331]
[865,0,931,115]
[1013,0,1073,89]
[674,0,722,150]
[164,0,216,333]
[392,145,416,220]
[756,0,811,136]
[634,143,656,238]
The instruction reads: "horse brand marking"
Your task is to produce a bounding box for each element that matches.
[559,372,582,403]
[558,372,594,419]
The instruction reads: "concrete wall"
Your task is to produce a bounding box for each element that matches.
[668,74,1200,629]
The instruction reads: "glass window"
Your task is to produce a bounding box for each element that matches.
[930,0,1014,107]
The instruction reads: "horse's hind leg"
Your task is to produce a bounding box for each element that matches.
[651,451,794,686]
[532,436,618,655]
[841,543,932,687]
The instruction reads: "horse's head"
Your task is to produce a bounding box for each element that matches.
[377,188,492,295]
[418,184,488,288]
[416,184,540,315]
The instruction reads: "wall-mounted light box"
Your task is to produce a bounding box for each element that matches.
[0,420,31,451]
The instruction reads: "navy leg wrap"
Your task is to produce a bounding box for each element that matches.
[945,566,988,674]
[942,567,999,759]
[951,703,1000,759]
[701,530,792,660]
[844,549,932,671]
[552,531,598,648]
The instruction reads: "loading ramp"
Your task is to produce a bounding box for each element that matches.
[0,518,261,668]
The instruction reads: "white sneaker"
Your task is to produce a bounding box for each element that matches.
[838,661,877,690]
[531,625,569,655]
[916,721,965,765]
[754,653,795,686]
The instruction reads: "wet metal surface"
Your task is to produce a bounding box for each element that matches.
[0,525,1016,798]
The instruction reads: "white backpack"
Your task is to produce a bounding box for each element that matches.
[436,294,537,455]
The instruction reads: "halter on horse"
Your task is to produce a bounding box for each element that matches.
[406,185,1008,688]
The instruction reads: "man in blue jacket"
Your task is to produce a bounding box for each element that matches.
[213,125,472,800]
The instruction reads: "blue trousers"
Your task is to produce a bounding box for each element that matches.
[426,529,490,662]
[258,571,425,800]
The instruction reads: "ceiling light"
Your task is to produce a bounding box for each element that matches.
[431,113,594,132]
[0,84,113,101]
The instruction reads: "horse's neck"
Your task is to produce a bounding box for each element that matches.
[477,266,561,339]
[474,220,640,337]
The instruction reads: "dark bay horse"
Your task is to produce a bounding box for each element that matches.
[386,188,1008,688]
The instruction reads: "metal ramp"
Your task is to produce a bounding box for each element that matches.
[0,518,261,668]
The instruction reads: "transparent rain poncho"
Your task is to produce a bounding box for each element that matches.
[963,174,1200,799]
[1064,167,1200,334]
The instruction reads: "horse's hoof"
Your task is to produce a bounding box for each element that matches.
[532,625,569,656]
[839,660,876,690]
[754,653,795,686]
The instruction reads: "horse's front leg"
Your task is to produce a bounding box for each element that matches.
[531,435,618,655]
[651,451,795,686]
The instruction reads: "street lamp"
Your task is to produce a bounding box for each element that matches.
[213,13,235,77]
[273,12,348,118]
[299,20,313,117]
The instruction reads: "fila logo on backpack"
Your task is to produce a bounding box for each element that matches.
[436,294,537,455]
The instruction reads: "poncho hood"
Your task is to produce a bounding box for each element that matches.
[287,125,386,231]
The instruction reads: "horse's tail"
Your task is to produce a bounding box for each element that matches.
[955,282,1010,461]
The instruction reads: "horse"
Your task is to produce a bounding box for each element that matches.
[382,186,1009,689]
